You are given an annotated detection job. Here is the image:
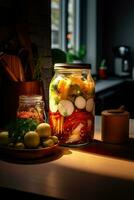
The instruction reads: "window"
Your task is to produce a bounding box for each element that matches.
[51,0,61,49]
[51,0,97,75]
[51,0,80,51]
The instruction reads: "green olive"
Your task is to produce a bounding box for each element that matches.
[0,131,9,146]
[15,142,25,149]
[42,138,54,147]
[36,123,51,138]
[8,142,14,148]
[50,135,59,144]
[24,131,40,148]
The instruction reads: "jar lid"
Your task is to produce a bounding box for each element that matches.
[54,63,91,70]
[19,95,43,103]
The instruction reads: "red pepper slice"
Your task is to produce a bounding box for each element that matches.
[61,111,94,144]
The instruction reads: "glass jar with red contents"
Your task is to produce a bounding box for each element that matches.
[17,95,46,123]
[49,63,95,146]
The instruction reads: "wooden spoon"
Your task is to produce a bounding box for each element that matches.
[0,54,18,82]
[0,54,25,82]
[108,105,125,114]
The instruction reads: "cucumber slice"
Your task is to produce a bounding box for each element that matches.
[86,98,94,112]
[49,97,58,113]
[58,100,74,116]
[74,96,86,109]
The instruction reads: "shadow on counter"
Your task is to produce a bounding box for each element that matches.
[75,138,134,161]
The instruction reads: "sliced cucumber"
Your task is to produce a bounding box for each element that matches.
[50,76,61,93]
[86,98,94,112]
[58,100,74,116]
[49,96,60,113]
[74,96,86,109]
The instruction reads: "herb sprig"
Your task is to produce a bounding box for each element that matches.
[6,118,39,142]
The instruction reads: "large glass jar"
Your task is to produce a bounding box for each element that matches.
[49,63,95,146]
[17,95,46,123]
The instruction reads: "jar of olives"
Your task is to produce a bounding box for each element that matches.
[49,63,95,146]
[17,95,46,123]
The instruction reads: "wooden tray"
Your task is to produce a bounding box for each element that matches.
[0,144,59,160]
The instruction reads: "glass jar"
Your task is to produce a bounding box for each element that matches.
[49,63,95,146]
[17,95,46,123]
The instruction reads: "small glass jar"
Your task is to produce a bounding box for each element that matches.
[17,95,46,123]
[49,63,95,146]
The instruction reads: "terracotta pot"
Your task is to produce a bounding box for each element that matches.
[1,80,45,128]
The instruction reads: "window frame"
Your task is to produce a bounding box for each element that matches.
[51,0,81,52]
[51,0,97,74]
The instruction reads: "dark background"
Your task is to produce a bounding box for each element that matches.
[97,0,134,75]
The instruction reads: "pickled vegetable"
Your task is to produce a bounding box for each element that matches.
[74,96,86,109]
[49,64,95,146]
[58,100,74,116]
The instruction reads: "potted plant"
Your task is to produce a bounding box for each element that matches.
[66,46,86,63]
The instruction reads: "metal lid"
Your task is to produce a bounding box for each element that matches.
[19,95,43,103]
[54,63,91,70]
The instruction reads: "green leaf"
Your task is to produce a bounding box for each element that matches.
[66,46,86,63]
[6,118,39,142]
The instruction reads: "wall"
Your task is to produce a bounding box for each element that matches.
[0,0,51,55]
[0,0,52,127]
[85,0,97,75]
[97,0,134,75]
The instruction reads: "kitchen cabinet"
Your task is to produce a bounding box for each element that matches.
[95,80,124,115]
[122,80,134,118]
[95,79,134,118]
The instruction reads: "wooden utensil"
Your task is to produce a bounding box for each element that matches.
[107,105,125,113]
[0,54,25,81]
[0,57,18,82]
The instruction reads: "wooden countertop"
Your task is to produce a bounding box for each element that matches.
[0,116,134,200]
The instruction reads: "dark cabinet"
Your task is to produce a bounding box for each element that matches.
[95,80,134,118]
[122,81,134,118]
[95,82,124,115]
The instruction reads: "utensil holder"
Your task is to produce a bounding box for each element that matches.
[101,109,129,144]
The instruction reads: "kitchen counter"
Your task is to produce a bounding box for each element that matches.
[95,77,134,93]
[95,77,124,93]
[0,116,134,200]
